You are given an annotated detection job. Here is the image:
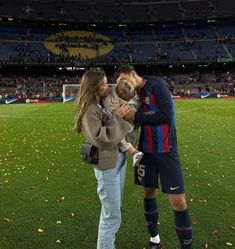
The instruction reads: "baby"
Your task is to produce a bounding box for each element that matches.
[103,79,143,167]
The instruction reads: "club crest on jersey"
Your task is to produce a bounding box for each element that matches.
[144,96,150,104]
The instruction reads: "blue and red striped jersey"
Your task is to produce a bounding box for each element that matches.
[135,76,177,153]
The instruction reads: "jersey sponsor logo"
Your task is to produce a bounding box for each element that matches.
[144,96,150,104]
[5,98,17,104]
[170,186,180,191]
[145,111,155,115]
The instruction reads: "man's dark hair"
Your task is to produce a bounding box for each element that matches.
[113,64,135,82]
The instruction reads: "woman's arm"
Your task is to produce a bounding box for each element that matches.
[81,105,131,149]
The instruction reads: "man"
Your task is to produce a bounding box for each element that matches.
[114,65,192,249]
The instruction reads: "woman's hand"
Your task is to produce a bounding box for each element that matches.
[114,103,131,118]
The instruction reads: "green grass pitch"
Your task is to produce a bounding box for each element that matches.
[0,99,234,249]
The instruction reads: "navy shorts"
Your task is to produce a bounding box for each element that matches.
[134,151,185,194]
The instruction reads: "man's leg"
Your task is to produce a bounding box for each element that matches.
[143,188,161,247]
[158,151,192,249]
[168,194,192,249]
[136,154,162,248]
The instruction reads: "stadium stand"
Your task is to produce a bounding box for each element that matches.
[0,23,234,64]
[0,70,234,99]
[0,0,235,22]
[0,0,234,100]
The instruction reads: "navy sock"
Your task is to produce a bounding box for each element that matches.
[144,198,158,238]
[174,209,192,249]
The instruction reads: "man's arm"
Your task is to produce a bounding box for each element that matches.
[125,102,171,125]
[125,78,172,125]
[134,103,171,124]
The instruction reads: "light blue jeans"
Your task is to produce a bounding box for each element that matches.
[94,152,127,249]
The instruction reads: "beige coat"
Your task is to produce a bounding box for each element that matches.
[103,91,140,152]
[81,101,131,170]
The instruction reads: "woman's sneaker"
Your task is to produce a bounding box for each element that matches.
[132,152,144,167]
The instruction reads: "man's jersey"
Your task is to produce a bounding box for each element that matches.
[135,76,177,153]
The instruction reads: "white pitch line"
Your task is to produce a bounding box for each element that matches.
[176,107,201,113]
[0,114,72,119]
[0,111,73,116]
[177,106,235,113]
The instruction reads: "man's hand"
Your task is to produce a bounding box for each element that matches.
[124,108,136,121]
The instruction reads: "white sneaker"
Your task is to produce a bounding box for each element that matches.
[133,152,144,167]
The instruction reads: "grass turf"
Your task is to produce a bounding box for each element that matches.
[0,99,234,249]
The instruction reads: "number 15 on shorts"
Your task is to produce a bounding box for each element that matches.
[135,163,145,185]
[137,164,146,177]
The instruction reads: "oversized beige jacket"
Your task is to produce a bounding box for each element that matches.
[103,91,140,152]
[81,101,131,170]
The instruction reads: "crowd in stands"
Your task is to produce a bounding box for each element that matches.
[161,71,235,95]
[0,71,234,99]
[0,0,234,23]
[0,23,235,65]
[0,75,79,99]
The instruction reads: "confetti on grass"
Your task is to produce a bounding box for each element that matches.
[212,230,218,235]
[4,217,14,224]
[39,216,45,222]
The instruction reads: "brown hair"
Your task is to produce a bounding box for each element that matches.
[74,68,106,133]
[116,79,135,101]
[113,64,135,82]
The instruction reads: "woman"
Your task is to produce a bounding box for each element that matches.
[74,68,131,249]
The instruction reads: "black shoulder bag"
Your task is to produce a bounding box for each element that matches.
[80,141,99,164]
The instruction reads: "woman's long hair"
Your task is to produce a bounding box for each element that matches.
[74,68,106,133]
